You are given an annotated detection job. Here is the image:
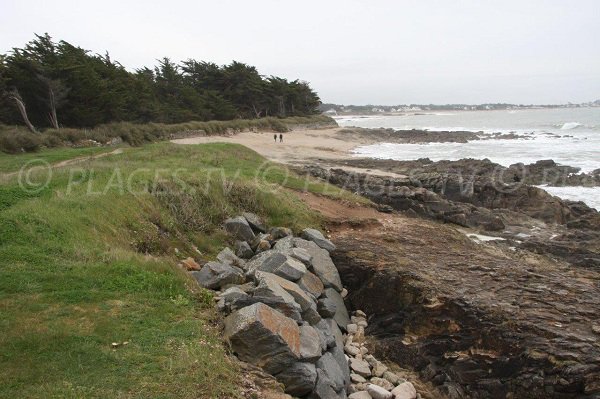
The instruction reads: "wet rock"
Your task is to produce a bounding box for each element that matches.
[191,261,244,290]
[294,238,343,291]
[302,228,336,252]
[367,384,392,399]
[324,288,351,331]
[391,382,417,399]
[224,216,255,241]
[243,212,267,233]
[224,303,300,374]
[276,362,317,396]
[235,240,254,259]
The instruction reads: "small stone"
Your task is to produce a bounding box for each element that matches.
[234,241,254,259]
[391,382,417,399]
[180,257,201,271]
[367,383,393,399]
[372,361,388,378]
[355,310,367,318]
[345,343,360,356]
[347,323,358,334]
[341,288,348,298]
[270,226,293,239]
[382,371,401,385]
[349,358,371,377]
[349,392,372,399]
[371,377,394,391]
[351,373,367,384]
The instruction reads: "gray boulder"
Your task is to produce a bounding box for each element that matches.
[224,216,255,241]
[257,252,307,281]
[299,324,323,362]
[367,384,392,399]
[314,319,336,350]
[224,303,300,374]
[294,238,343,292]
[316,352,346,392]
[276,362,317,396]
[317,297,337,318]
[329,345,351,389]
[216,247,245,268]
[310,369,344,399]
[287,247,313,266]
[191,261,244,290]
[270,226,293,239]
[273,235,294,251]
[260,272,315,313]
[301,228,336,252]
[242,212,267,233]
[348,392,371,399]
[325,318,344,351]
[234,240,254,259]
[323,288,350,331]
[253,272,303,321]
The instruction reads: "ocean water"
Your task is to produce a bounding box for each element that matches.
[336,108,600,210]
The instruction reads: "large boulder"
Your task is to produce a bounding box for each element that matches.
[391,382,417,399]
[287,247,313,266]
[234,240,254,259]
[257,252,307,281]
[276,362,317,396]
[315,352,346,393]
[224,216,255,241]
[323,288,350,331]
[294,238,343,292]
[216,247,245,268]
[261,272,315,313]
[329,345,351,389]
[310,369,344,399]
[302,228,336,252]
[243,212,267,233]
[253,272,303,321]
[298,271,325,299]
[317,297,337,318]
[191,261,244,290]
[224,303,300,374]
[314,319,336,350]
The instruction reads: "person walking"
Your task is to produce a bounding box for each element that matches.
[279,133,283,142]
[273,134,277,143]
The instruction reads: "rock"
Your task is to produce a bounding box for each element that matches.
[349,358,371,378]
[276,362,317,396]
[314,319,336,350]
[270,227,293,239]
[316,352,346,392]
[300,325,323,362]
[220,286,248,303]
[391,382,417,399]
[344,343,360,357]
[351,316,368,327]
[354,310,367,318]
[341,288,348,298]
[349,392,372,399]
[347,324,358,334]
[326,318,345,350]
[298,271,325,299]
[302,304,323,326]
[367,384,392,399]
[191,261,245,290]
[257,253,307,281]
[243,212,267,233]
[351,373,367,384]
[252,271,303,321]
[180,257,201,271]
[273,235,294,251]
[216,247,245,268]
[255,239,272,253]
[310,369,342,399]
[329,344,351,389]
[318,297,338,318]
[382,371,401,386]
[370,377,394,391]
[224,216,255,241]
[294,238,343,291]
[224,303,300,374]
[324,288,351,331]
[260,272,315,313]
[302,228,337,252]
[372,361,388,378]
[288,247,313,266]
[234,240,254,259]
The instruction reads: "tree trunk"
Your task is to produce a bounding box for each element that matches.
[48,87,59,129]
[10,90,38,134]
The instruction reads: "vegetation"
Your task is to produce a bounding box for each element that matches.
[0,114,335,154]
[0,34,322,132]
[0,142,368,397]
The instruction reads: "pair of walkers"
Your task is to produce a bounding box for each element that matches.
[273,133,283,142]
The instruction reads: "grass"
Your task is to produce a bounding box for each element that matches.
[0,141,366,398]
[0,115,336,154]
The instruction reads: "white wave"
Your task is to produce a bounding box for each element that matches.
[536,186,600,211]
[560,122,582,130]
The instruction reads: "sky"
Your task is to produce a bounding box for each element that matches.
[1,0,599,105]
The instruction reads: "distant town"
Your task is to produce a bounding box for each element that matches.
[319,99,600,115]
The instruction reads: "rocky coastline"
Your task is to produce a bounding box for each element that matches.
[183,213,419,398]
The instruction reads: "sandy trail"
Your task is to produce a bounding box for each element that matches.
[172,128,407,178]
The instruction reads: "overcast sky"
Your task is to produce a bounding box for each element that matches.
[2,0,599,105]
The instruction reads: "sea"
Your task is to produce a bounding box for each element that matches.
[335,108,600,210]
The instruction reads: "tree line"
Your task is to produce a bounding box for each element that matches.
[0,34,321,131]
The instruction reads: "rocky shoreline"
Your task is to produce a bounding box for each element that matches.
[183,213,418,398]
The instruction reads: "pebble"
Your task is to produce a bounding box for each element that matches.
[367,383,393,399]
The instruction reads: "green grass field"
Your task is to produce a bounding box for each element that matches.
[0,142,367,398]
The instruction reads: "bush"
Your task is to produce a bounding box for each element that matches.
[0,131,43,153]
